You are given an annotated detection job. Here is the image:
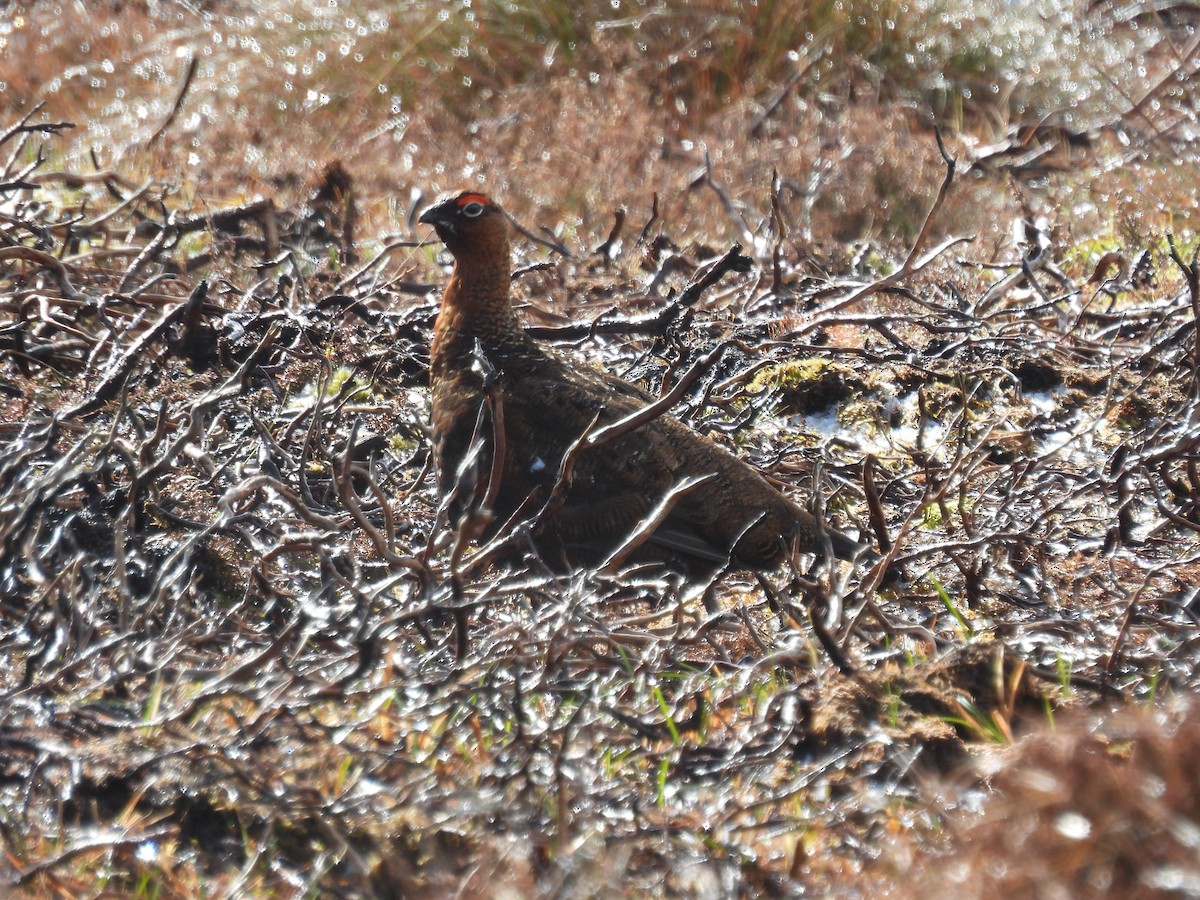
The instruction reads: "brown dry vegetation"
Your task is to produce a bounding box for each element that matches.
[2,0,1200,896]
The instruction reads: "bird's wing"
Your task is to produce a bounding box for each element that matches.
[500,367,745,559]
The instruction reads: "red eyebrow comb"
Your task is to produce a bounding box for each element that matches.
[457,192,490,208]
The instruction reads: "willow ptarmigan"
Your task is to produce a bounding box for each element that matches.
[419,191,871,574]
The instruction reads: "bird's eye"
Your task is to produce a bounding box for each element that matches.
[461,201,485,218]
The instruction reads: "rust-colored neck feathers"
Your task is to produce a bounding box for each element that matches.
[419,193,528,373]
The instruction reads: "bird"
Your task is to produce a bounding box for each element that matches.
[418,190,872,577]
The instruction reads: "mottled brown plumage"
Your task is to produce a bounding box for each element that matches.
[420,191,869,573]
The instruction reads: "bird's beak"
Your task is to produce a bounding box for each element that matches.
[418,200,454,232]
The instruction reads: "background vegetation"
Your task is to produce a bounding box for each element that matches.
[1,0,1199,895]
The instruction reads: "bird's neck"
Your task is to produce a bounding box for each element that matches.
[432,247,529,371]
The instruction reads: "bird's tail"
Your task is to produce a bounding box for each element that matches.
[825,527,878,565]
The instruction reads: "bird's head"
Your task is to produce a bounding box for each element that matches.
[418,191,508,258]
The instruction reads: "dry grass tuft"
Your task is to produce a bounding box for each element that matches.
[880,701,1200,898]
